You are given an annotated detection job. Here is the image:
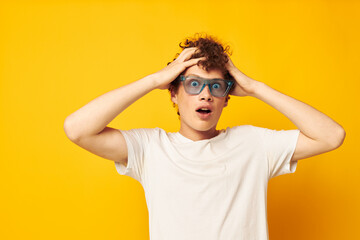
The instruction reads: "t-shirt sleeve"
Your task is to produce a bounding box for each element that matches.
[114,128,155,184]
[251,126,300,179]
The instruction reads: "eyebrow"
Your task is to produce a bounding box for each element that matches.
[185,74,201,78]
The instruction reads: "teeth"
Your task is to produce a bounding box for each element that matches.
[196,108,211,113]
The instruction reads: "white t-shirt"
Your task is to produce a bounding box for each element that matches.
[114,125,300,240]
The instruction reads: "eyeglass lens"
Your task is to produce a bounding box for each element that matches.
[184,77,228,97]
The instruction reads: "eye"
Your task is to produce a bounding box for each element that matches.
[212,83,221,89]
[190,80,200,87]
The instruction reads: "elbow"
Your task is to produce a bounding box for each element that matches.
[329,126,346,150]
[63,117,81,142]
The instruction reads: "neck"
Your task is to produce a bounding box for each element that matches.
[178,126,220,141]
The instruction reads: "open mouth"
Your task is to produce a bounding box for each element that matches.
[196,108,212,114]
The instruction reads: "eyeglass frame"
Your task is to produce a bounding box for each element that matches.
[179,75,234,97]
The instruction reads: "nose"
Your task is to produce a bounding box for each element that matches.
[198,84,213,101]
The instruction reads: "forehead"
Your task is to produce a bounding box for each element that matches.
[183,65,224,79]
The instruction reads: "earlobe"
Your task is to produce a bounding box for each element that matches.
[224,96,230,107]
[171,91,178,104]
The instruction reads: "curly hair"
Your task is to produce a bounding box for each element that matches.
[168,33,234,95]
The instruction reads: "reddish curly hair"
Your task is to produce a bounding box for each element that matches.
[168,33,234,95]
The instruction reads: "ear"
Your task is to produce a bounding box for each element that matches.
[171,89,178,104]
[223,95,230,108]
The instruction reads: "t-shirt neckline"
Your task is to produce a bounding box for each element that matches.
[171,129,228,144]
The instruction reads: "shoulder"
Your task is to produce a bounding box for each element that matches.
[119,127,165,141]
[222,125,261,143]
[225,125,287,143]
[225,124,257,135]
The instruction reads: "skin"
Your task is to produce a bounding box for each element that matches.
[169,48,346,161]
[171,65,229,141]
[65,46,345,166]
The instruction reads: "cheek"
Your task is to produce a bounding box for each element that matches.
[178,97,196,115]
[214,100,227,113]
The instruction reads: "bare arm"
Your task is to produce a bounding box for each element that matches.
[225,58,346,162]
[64,74,157,140]
[63,48,205,163]
[251,82,345,161]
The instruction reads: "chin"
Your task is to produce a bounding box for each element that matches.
[193,123,217,132]
[180,114,219,132]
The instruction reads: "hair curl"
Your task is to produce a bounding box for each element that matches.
[167,33,234,95]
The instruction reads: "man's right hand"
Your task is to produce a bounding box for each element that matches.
[64,47,206,163]
[153,47,206,90]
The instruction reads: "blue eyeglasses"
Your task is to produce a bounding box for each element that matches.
[180,75,234,97]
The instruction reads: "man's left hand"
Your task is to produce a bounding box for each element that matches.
[225,56,263,97]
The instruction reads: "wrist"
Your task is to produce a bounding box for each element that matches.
[138,73,161,91]
[250,81,268,98]
[150,72,171,90]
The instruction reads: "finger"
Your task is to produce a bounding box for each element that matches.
[178,47,199,61]
[177,48,196,61]
[181,47,198,53]
[183,57,206,68]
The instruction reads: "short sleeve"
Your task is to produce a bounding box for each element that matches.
[251,126,300,179]
[114,128,155,184]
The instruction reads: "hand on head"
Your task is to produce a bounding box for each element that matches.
[225,55,262,97]
[154,48,206,90]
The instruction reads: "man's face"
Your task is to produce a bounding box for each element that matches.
[171,65,229,136]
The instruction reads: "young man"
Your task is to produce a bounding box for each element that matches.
[64,34,345,240]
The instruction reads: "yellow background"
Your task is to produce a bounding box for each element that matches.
[1,0,359,239]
